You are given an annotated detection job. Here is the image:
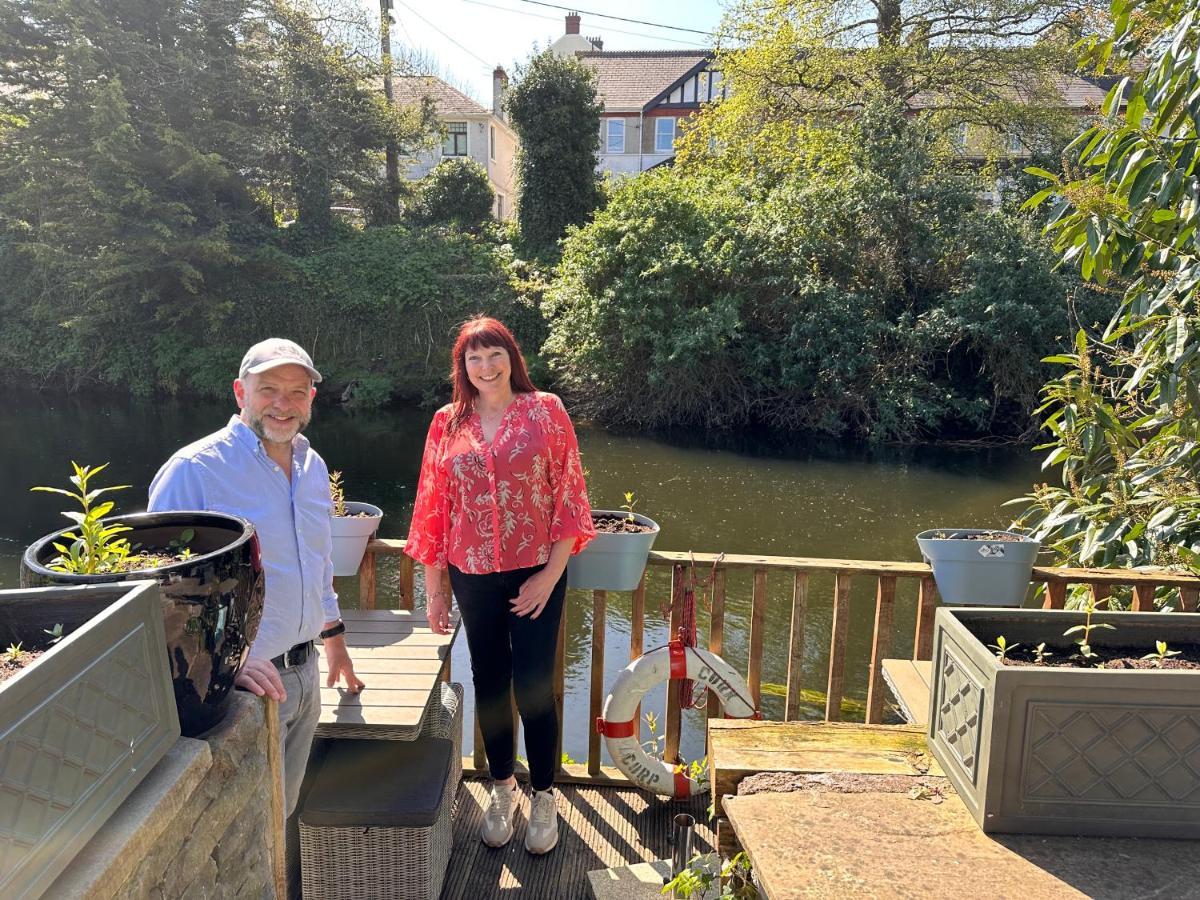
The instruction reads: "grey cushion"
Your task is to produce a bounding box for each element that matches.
[300,737,452,828]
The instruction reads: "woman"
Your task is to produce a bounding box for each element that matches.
[406,316,594,855]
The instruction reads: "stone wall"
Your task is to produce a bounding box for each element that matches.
[48,692,277,899]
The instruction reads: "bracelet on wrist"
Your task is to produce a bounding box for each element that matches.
[319,621,346,640]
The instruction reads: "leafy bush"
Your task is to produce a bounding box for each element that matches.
[406,159,494,230]
[545,104,1101,442]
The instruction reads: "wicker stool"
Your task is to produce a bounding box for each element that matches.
[419,681,463,803]
[299,737,454,900]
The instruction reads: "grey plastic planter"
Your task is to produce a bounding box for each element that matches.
[917,528,1039,607]
[567,511,660,592]
[929,606,1200,838]
[0,580,179,899]
[330,501,383,577]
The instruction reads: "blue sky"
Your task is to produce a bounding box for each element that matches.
[375,0,729,101]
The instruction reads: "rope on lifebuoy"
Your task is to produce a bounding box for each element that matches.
[595,640,760,798]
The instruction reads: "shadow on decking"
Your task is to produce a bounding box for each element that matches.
[440,778,715,899]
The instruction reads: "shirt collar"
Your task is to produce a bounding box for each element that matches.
[227,414,310,458]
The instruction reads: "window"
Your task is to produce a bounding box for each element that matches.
[606,119,625,153]
[489,125,496,161]
[443,122,467,157]
[655,117,676,153]
[496,193,505,219]
[950,122,968,151]
[1006,131,1025,155]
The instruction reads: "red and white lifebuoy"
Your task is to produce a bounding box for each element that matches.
[595,640,759,798]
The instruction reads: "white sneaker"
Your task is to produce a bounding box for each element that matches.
[481,782,519,847]
[525,788,559,855]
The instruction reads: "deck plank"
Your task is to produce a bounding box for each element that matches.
[440,779,713,899]
[880,659,932,727]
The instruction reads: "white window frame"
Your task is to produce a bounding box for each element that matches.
[654,117,676,153]
[606,119,625,154]
[443,122,468,157]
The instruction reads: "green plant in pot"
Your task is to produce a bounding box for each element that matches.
[22,462,265,737]
[567,492,661,592]
[328,470,383,577]
[916,528,1039,607]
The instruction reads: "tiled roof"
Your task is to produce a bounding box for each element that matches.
[909,75,1112,111]
[391,75,490,117]
[576,50,712,112]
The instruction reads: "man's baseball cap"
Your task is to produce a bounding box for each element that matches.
[238,338,323,383]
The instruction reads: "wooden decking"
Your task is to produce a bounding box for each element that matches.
[440,778,714,899]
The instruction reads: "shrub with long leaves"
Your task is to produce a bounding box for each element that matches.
[1013,0,1200,599]
[31,462,132,574]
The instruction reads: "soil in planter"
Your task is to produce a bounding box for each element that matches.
[0,648,46,684]
[931,530,1024,541]
[593,515,655,534]
[1000,643,1200,670]
[333,511,376,519]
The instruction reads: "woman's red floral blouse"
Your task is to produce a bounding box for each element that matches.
[405,391,595,574]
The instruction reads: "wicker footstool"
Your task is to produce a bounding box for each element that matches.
[420,681,463,804]
[299,737,455,900]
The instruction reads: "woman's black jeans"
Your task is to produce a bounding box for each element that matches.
[448,563,567,792]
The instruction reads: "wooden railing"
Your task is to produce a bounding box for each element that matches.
[351,539,1200,782]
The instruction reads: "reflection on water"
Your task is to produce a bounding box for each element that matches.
[0,390,1041,763]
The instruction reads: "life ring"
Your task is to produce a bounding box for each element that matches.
[595,640,759,798]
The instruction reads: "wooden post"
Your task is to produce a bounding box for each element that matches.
[588,589,607,776]
[357,549,376,610]
[264,698,287,900]
[1133,583,1157,612]
[398,555,414,611]
[1043,581,1067,609]
[825,573,852,722]
[631,573,646,734]
[784,571,809,722]
[865,576,896,725]
[913,575,938,660]
[665,566,684,765]
[747,569,768,709]
[1182,586,1200,612]
[707,568,727,720]
[1091,582,1112,606]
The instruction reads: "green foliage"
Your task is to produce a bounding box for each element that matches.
[329,471,348,517]
[661,852,757,900]
[406,159,494,230]
[30,462,133,575]
[504,50,603,256]
[1062,592,1115,661]
[989,635,1019,660]
[1012,0,1200,587]
[546,104,1094,441]
[1142,640,1181,666]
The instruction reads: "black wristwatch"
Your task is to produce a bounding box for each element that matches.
[319,621,346,640]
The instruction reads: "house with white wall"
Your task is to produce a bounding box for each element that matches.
[392,68,517,220]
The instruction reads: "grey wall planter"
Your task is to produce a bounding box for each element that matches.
[0,580,179,899]
[916,528,1039,607]
[330,501,383,577]
[566,511,660,592]
[929,606,1200,838]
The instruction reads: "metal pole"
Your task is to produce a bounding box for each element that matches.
[669,812,696,897]
[380,0,400,221]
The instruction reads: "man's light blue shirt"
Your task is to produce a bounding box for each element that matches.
[148,415,340,662]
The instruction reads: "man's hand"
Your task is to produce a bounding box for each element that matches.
[236,658,287,702]
[323,633,365,693]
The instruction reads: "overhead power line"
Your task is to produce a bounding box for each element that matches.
[511,0,714,36]
[460,0,709,47]
[395,0,495,68]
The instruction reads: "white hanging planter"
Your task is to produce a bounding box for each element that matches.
[330,501,383,577]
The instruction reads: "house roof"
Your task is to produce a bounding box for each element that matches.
[391,75,490,117]
[576,50,712,113]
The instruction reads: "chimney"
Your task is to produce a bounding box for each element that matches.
[565,12,580,35]
[492,65,508,119]
[589,36,603,51]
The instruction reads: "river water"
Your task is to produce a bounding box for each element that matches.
[0,390,1042,764]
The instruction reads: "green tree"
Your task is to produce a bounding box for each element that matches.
[504,50,602,254]
[406,158,494,230]
[682,0,1091,180]
[1013,0,1200,586]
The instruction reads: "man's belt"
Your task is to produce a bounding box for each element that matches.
[271,640,314,670]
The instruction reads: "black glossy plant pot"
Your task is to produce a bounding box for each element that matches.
[21,511,265,738]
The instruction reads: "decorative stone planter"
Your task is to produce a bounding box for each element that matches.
[0,580,179,899]
[928,606,1200,838]
[916,529,1039,607]
[22,511,265,738]
[330,501,383,577]
[567,511,660,592]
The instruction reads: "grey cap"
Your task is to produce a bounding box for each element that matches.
[238,338,323,383]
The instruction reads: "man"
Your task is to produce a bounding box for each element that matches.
[148,337,363,887]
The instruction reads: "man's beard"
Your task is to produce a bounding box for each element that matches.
[247,409,311,444]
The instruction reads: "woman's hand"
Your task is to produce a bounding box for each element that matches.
[427,589,453,634]
[512,569,558,619]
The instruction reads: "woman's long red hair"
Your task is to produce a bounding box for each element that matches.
[447,316,537,433]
